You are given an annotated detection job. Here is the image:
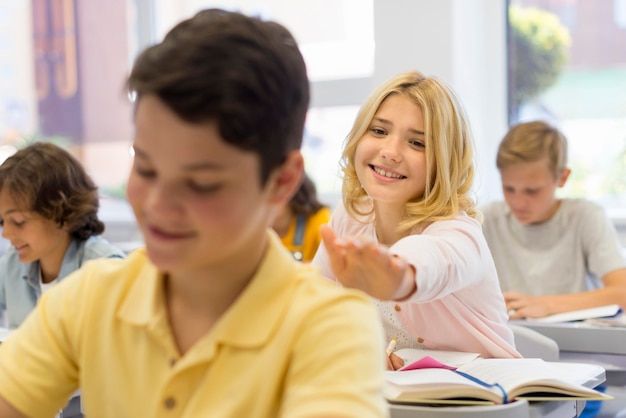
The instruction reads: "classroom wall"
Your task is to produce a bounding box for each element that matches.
[311,0,509,207]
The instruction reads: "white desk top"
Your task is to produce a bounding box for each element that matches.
[511,318,626,386]
[511,318,626,355]
[390,396,587,418]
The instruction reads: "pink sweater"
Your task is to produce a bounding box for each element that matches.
[312,202,520,359]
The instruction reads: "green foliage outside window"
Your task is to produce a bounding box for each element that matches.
[509,5,571,111]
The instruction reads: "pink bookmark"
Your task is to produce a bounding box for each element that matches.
[400,355,457,371]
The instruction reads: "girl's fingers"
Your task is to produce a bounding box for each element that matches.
[389,255,406,274]
[390,353,405,370]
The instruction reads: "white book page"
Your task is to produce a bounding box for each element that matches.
[385,368,481,387]
[457,358,601,396]
[527,304,621,323]
[384,367,502,402]
[394,348,480,370]
[585,314,626,327]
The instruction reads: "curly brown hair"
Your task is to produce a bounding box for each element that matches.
[0,142,105,240]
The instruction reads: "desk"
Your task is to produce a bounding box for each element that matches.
[512,319,626,386]
[390,399,585,418]
[389,362,605,418]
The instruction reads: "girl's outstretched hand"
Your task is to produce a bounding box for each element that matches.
[320,225,416,301]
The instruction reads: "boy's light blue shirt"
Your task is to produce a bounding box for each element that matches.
[0,235,126,328]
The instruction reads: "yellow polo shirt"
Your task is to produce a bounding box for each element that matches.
[0,233,388,417]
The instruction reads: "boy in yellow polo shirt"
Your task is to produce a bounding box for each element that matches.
[0,8,388,418]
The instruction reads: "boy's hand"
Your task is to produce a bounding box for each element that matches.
[320,225,416,300]
[504,291,551,319]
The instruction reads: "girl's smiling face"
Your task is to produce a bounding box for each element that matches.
[355,94,428,206]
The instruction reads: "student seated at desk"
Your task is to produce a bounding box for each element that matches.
[272,173,331,262]
[0,9,387,417]
[312,70,520,371]
[481,120,626,319]
[0,142,125,329]
[481,120,626,418]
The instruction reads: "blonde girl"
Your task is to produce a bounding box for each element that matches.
[312,71,520,368]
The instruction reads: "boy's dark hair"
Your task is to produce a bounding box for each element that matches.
[289,174,327,216]
[0,142,105,240]
[127,8,310,184]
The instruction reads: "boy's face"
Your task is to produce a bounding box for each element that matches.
[0,191,71,267]
[499,157,569,225]
[127,95,284,277]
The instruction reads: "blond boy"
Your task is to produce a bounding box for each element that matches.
[482,120,626,319]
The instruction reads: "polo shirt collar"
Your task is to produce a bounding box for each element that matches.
[116,248,163,327]
[213,232,299,348]
[117,232,300,349]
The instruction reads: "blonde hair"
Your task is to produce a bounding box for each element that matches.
[340,70,477,234]
[496,120,567,179]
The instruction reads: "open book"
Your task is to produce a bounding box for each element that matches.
[526,304,621,323]
[585,314,626,327]
[394,347,480,370]
[384,357,612,405]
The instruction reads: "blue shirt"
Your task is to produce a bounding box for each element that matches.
[0,236,126,328]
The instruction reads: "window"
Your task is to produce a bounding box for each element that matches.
[151,0,374,199]
[152,0,374,83]
[508,0,626,216]
[0,1,510,239]
[0,1,137,194]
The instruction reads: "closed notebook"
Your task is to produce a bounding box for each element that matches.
[384,357,612,405]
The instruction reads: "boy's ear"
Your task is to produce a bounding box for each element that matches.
[557,167,571,187]
[268,151,304,204]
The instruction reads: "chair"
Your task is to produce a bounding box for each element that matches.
[509,323,559,361]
